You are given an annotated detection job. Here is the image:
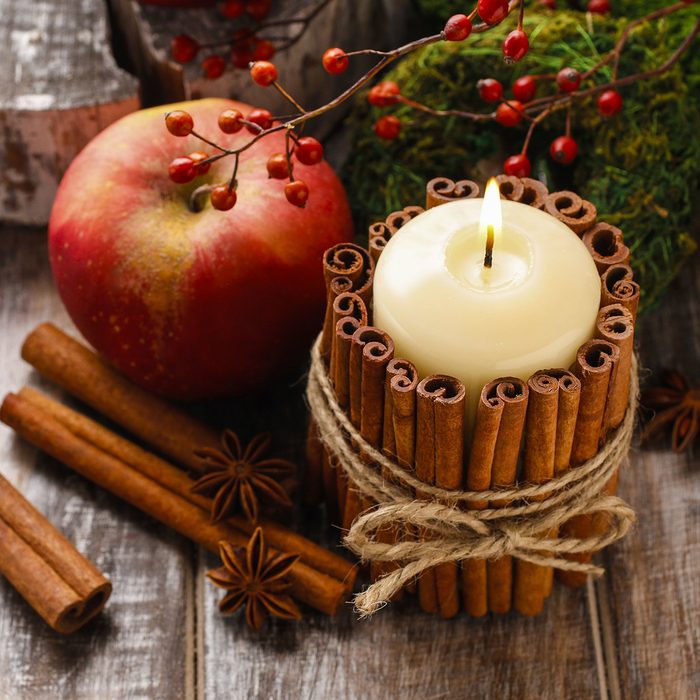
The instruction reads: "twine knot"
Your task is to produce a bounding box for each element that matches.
[306,335,638,616]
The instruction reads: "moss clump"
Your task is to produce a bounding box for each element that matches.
[345,3,700,310]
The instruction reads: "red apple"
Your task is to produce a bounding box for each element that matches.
[49,98,353,400]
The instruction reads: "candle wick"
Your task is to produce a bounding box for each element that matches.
[484,224,494,269]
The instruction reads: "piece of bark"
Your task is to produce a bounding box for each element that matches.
[583,223,630,275]
[601,264,640,320]
[544,191,597,235]
[0,0,138,225]
[425,177,480,209]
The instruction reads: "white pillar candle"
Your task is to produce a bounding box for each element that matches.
[373,180,601,422]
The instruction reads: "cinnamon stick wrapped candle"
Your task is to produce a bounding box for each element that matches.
[425,177,480,209]
[544,191,597,235]
[582,223,630,274]
[0,473,112,634]
[487,378,529,614]
[415,375,465,618]
[1,392,352,615]
[600,264,640,321]
[21,323,219,473]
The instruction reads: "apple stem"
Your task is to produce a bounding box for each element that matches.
[189,184,215,213]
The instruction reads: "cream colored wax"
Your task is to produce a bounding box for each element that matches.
[373,191,601,424]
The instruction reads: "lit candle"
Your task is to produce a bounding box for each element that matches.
[373,179,601,423]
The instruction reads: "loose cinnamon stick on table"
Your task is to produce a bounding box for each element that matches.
[425,177,480,209]
[544,191,597,235]
[487,378,529,614]
[1,392,351,616]
[0,473,112,634]
[17,387,356,587]
[462,385,504,617]
[558,340,620,588]
[342,327,394,532]
[582,223,630,275]
[600,264,640,321]
[514,373,559,616]
[21,323,219,473]
[415,375,466,619]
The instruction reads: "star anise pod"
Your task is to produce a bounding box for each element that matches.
[207,527,302,630]
[192,430,295,523]
[641,369,700,453]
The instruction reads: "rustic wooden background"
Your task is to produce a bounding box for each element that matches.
[0,226,698,699]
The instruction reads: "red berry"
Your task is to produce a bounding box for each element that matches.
[250,60,278,86]
[512,75,537,102]
[495,100,524,127]
[295,136,324,166]
[444,14,473,41]
[322,48,348,75]
[202,54,226,79]
[478,78,503,103]
[267,153,289,179]
[171,35,199,63]
[597,89,623,117]
[218,109,244,134]
[169,157,196,184]
[477,0,509,25]
[165,110,194,137]
[368,81,401,107]
[587,0,611,14]
[246,108,273,133]
[503,29,529,63]
[252,39,276,61]
[374,115,401,141]
[211,185,237,211]
[285,180,310,208]
[556,67,581,92]
[550,135,578,164]
[220,0,245,18]
[504,153,531,178]
[246,0,271,21]
[189,151,211,176]
[231,43,254,69]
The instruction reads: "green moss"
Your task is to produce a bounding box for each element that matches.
[345,3,700,310]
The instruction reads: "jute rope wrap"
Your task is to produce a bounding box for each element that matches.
[306,335,639,616]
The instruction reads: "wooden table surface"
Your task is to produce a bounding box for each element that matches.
[0,227,698,700]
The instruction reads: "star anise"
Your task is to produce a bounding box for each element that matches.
[641,369,700,453]
[207,527,302,630]
[192,431,295,523]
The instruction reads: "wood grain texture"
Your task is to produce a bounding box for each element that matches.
[0,0,138,225]
[0,230,192,700]
[599,251,700,700]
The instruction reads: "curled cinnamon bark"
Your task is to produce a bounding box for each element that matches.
[368,222,391,264]
[495,175,524,202]
[0,473,111,634]
[601,264,640,320]
[486,377,529,614]
[497,176,548,209]
[582,223,630,274]
[544,191,597,235]
[425,177,480,209]
[385,206,425,234]
[416,375,466,619]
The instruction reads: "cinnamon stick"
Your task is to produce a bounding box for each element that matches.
[558,340,620,588]
[601,264,640,321]
[487,378,529,614]
[462,385,504,617]
[21,323,219,473]
[342,327,394,532]
[0,473,111,634]
[582,223,630,274]
[496,175,549,209]
[17,387,356,588]
[425,177,480,209]
[544,191,597,235]
[368,222,391,265]
[495,175,524,203]
[514,373,559,616]
[416,375,466,618]
[1,393,351,615]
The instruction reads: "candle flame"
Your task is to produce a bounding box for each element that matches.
[480,177,502,236]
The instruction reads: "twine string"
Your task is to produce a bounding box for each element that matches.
[306,335,638,616]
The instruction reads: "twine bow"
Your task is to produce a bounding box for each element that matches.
[306,336,638,616]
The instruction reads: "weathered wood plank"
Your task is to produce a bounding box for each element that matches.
[599,251,700,700]
[0,229,192,700]
[0,0,138,225]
